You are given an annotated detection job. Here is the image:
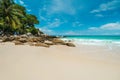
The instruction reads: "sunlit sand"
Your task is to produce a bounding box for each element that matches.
[0,42,120,80]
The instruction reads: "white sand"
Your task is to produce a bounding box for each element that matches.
[0,42,120,80]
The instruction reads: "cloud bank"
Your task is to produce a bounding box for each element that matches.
[89,22,120,30]
[91,0,120,13]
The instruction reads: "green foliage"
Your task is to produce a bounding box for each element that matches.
[0,0,42,35]
[29,27,39,35]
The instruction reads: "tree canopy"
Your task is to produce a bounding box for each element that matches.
[0,0,42,36]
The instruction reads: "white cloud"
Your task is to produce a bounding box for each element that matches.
[89,27,98,30]
[95,14,104,17]
[14,0,27,7]
[39,16,47,21]
[14,0,17,3]
[89,22,120,30]
[64,31,78,35]
[14,0,32,12]
[39,27,54,35]
[91,0,120,13]
[100,22,120,30]
[19,0,24,5]
[72,21,83,27]
[27,9,31,12]
[48,0,76,15]
[19,0,27,7]
[39,18,64,35]
[46,18,63,28]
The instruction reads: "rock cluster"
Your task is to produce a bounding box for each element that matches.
[0,35,75,47]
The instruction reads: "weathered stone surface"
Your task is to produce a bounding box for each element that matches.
[1,35,75,47]
[38,37,45,43]
[28,42,35,46]
[26,33,32,36]
[27,37,44,43]
[35,43,49,47]
[27,38,33,42]
[2,37,8,42]
[14,36,20,41]
[18,38,27,43]
[44,41,54,45]
[31,38,38,42]
[14,41,24,45]
[2,36,14,42]
[10,36,15,41]
[52,38,66,45]
[45,36,57,41]
[0,37,2,40]
[0,37,2,43]
[20,34,28,38]
[66,43,76,47]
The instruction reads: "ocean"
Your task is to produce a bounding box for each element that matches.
[61,35,120,46]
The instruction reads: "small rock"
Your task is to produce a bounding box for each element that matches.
[28,42,35,46]
[2,36,14,42]
[26,33,32,36]
[66,43,75,47]
[44,41,54,45]
[45,36,57,41]
[20,34,28,38]
[52,38,66,45]
[18,38,27,43]
[14,36,20,41]
[14,41,24,45]
[0,37,2,39]
[35,43,49,47]
[27,37,45,43]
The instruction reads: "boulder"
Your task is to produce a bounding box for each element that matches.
[36,37,44,43]
[40,38,45,43]
[35,43,49,47]
[44,41,54,45]
[45,36,57,41]
[52,38,66,45]
[27,38,33,42]
[26,33,33,37]
[18,38,27,43]
[0,37,2,43]
[14,36,20,41]
[14,41,24,45]
[27,37,44,43]
[28,42,35,46]
[2,37,8,42]
[30,38,38,42]
[20,34,28,38]
[10,36,15,41]
[2,36,14,42]
[66,43,75,47]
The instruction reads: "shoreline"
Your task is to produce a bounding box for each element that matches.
[1,42,120,64]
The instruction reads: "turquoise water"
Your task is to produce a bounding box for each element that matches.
[62,35,120,46]
[63,35,120,40]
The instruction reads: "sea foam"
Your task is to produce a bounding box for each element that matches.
[62,38,120,46]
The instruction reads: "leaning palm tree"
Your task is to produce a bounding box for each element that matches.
[20,14,39,35]
[0,0,26,35]
[0,0,42,36]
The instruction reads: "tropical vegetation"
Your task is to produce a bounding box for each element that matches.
[0,0,43,36]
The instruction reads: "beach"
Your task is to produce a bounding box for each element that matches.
[1,0,120,80]
[0,42,120,80]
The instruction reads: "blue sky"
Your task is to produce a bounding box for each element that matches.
[15,0,120,35]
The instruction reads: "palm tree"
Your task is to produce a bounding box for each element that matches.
[20,14,39,35]
[0,0,42,36]
[0,0,26,35]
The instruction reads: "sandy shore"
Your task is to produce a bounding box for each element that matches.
[0,42,120,80]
